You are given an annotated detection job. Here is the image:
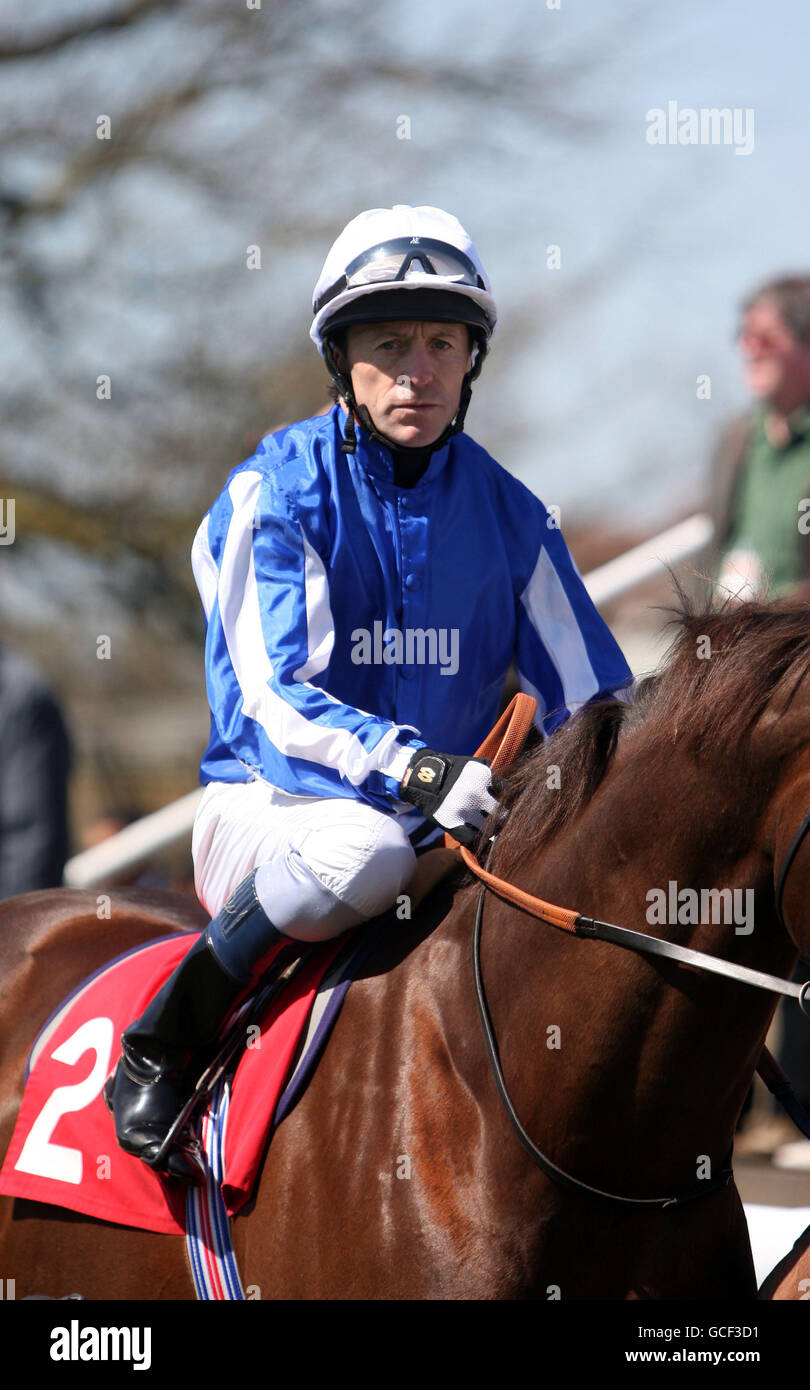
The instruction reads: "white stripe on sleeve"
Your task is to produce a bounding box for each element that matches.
[293,526,335,681]
[217,471,412,789]
[191,514,219,622]
[519,546,599,714]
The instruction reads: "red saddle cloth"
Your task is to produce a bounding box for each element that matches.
[0,932,344,1234]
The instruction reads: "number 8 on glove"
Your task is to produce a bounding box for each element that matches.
[399,750,500,847]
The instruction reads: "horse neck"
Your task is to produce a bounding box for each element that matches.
[502,727,796,967]
[465,732,798,1194]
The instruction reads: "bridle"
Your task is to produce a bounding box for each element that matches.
[775,805,810,937]
[449,695,810,1209]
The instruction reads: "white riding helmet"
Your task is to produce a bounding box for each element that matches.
[310,204,498,355]
[310,205,497,454]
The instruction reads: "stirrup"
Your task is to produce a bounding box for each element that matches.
[101,1066,205,1183]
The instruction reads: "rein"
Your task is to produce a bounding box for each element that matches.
[447,693,810,1208]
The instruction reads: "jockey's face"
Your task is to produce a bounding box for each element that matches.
[335,320,474,448]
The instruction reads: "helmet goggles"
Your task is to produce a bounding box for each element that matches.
[314,236,487,315]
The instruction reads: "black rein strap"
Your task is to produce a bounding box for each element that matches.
[775,806,810,935]
[472,803,810,1209]
[472,889,734,1210]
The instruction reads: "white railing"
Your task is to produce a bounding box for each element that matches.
[63,790,204,889]
[583,512,713,607]
[62,510,715,889]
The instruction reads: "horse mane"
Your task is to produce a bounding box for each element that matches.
[491,590,810,881]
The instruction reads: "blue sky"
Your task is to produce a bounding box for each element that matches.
[3,0,809,537]
[366,0,810,526]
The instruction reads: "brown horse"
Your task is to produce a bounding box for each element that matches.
[2,597,810,1300]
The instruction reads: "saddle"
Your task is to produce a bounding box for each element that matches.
[0,844,460,1233]
[0,926,372,1232]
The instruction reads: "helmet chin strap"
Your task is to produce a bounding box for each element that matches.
[323,337,486,457]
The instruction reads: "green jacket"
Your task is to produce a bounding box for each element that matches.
[710,408,810,592]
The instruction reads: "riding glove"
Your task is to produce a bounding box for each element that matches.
[399,749,500,847]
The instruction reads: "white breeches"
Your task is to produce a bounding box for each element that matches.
[191,779,417,943]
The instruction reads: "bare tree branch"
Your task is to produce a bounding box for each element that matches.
[0,0,181,63]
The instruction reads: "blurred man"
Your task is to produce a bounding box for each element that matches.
[711,277,810,1162]
[712,275,810,601]
[0,645,71,899]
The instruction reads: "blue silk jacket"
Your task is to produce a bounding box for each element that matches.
[191,405,633,833]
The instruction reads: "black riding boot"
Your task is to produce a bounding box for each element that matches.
[108,871,288,1181]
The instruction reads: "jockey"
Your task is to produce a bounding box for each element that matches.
[108,204,634,1179]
